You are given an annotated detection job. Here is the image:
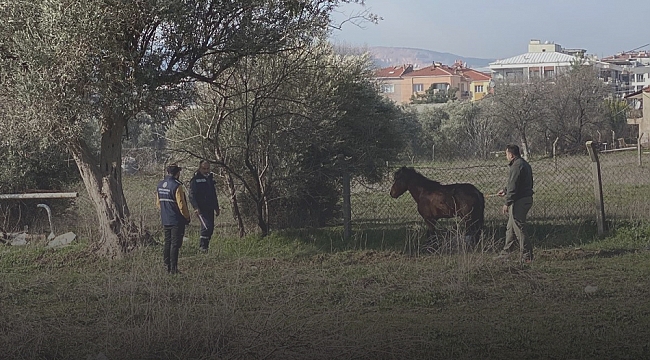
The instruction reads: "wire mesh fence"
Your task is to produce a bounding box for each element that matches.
[350,149,650,233]
[598,149,650,221]
[3,148,647,246]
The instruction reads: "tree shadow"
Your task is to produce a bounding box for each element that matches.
[279,219,645,256]
[538,247,646,261]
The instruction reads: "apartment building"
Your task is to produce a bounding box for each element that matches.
[458,66,492,101]
[602,51,650,96]
[624,86,650,145]
[374,64,414,104]
[375,61,491,104]
[489,40,624,93]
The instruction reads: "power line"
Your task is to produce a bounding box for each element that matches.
[624,43,650,54]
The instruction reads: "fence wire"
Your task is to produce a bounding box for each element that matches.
[598,150,650,221]
[5,150,646,245]
[351,150,650,230]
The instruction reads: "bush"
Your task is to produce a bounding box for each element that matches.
[0,142,79,232]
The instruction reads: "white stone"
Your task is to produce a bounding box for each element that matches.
[46,232,76,248]
[10,233,28,246]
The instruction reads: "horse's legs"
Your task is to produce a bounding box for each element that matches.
[465,212,484,247]
[457,211,482,249]
[423,218,438,251]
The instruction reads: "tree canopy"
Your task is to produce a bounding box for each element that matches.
[0,0,370,256]
[168,43,406,235]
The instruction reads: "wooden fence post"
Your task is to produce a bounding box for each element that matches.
[638,133,644,167]
[553,137,559,171]
[586,141,606,236]
[342,172,352,241]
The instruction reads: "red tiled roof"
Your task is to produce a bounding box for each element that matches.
[459,68,491,81]
[603,51,650,61]
[405,64,457,77]
[375,64,413,78]
[375,61,491,82]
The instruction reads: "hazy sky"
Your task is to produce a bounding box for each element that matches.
[329,0,650,60]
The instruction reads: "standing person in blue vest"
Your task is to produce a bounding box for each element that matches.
[156,164,191,274]
[189,160,220,252]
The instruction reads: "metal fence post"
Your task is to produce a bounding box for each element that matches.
[342,172,352,241]
[586,141,606,236]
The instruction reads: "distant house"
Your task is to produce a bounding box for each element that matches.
[374,64,414,104]
[489,39,624,93]
[458,66,492,101]
[602,51,650,96]
[375,61,491,104]
[624,87,650,145]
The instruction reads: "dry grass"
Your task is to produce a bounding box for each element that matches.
[1,224,649,359]
[1,154,649,359]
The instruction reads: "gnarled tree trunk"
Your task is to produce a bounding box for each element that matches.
[224,172,246,238]
[69,119,149,258]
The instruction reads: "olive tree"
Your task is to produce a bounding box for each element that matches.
[168,43,405,236]
[0,0,365,257]
[486,79,550,158]
[545,66,610,152]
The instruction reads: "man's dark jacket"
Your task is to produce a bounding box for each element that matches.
[189,171,219,213]
[504,157,534,206]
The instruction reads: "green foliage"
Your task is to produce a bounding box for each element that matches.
[0,142,78,193]
[327,66,406,181]
[1,0,364,250]
[394,107,424,161]
[604,98,630,138]
[408,101,502,161]
[410,84,457,104]
[169,44,408,232]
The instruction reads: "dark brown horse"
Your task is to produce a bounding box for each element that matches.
[390,166,484,245]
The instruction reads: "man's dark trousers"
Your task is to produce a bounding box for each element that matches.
[198,211,214,250]
[163,224,185,273]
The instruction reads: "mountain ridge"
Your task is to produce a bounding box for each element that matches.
[368,46,494,70]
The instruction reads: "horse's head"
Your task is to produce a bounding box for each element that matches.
[389,166,412,198]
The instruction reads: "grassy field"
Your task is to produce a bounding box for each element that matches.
[1,153,649,359]
[1,224,650,359]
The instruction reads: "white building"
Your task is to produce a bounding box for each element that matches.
[489,40,624,92]
[602,51,650,96]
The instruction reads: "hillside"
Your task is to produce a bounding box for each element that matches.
[368,46,494,70]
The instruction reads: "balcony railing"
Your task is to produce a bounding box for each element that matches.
[627,109,643,119]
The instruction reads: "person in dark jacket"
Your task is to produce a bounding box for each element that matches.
[189,160,220,252]
[156,164,191,274]
[497,144,534,262]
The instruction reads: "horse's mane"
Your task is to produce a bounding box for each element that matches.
[395,167,441,190]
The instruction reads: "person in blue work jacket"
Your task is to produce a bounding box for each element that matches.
[156,164,191,274]
[189,160,220,252]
